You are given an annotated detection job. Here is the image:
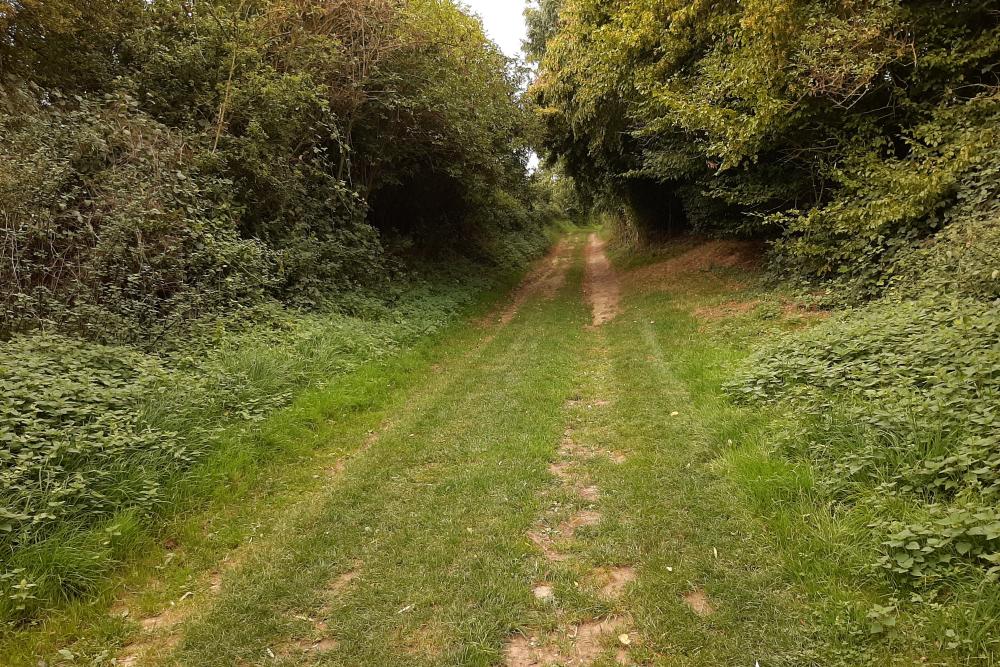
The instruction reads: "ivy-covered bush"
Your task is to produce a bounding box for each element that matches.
[771,95,1000,300]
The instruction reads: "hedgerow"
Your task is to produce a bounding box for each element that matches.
[0,0,561,623]
[1,0,550,344]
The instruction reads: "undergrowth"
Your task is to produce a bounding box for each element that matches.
[727,296,1000,657]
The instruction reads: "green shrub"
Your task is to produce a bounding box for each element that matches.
[771,95,1000,301]
[0,93,271,344]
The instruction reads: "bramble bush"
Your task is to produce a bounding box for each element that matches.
[2,0,551,344]
[0,93,272,344]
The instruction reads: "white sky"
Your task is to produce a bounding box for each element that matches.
[461,0,527,59]
[460,1,540,170]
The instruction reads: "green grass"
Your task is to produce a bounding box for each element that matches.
[162,247,591,666]
[5,232,996,665]
[0,269,525,662]
[595,252,996,664]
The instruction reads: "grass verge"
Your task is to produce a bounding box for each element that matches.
[0,265,528,663]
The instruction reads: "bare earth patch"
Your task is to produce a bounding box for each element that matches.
[488,239,575,327]
[277,636,340,658]
[327,562,363,595]
[683,589,715,617]
[694,299,762,321]
[548,461,600,502]
[625,239,762,291]
[325,458,350,477]
[208,571,225,595]
[119,612,184,667]
[549,460,575,483]
[527,508,602,563]
[505,617,633,667]
[395,617,453,661]
[592,567,637,601]
[533,584,556,602]
[528,526,571,563]
[584,234,621,327]
[308,638,340,652]
[138,605,184,633]
[559,510,602,537]
[559,435,597,460]
[607,451,628,465]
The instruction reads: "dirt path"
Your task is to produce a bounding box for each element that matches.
[505,239,637,666]
[583,234,620,327]
[112,244,583,667]
[495,238,576,327]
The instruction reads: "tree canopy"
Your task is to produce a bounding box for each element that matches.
[529,0,1000,297]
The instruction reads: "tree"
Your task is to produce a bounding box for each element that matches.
[532,0,1000,287]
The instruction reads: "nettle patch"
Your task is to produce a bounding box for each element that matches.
[728,297,1000,585]
[0,335,185,542]
[0,334,195,617]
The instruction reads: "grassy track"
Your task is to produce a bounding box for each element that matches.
[8,233,979,665]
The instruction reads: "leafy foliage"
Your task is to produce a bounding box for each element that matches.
[728,298,1000,584]
[530,0,1000,291]
[0,92,271,343]
[1,0,548,342]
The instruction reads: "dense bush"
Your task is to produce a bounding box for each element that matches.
[771,95,1000,300]
[1,0,548,343]
[0,93,271,343]
[528,0,1000,294]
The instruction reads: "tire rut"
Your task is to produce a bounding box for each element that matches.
[509,260,640,667]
